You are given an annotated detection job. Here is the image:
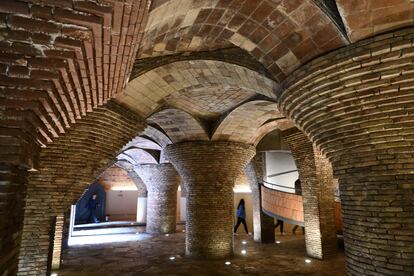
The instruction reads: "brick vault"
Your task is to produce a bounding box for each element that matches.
[0,1,413,276]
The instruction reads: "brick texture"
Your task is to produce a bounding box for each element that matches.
[130,47,275,82]
[135,163,180,234]
[139,0,347,81]
[261,186,304,224]
[337,0,414,42]
[279,29,414,275]
[283,128,337,260]
[245,156,274,243]
[0,165,27,276]
[0,0,150,169]
[165,141,255,259]
[17,101,146,275]
[51,214,65,270]
[117,60,277,118]
[147,109,209,143]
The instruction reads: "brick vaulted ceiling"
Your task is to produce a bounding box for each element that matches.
[0,0,151,167]
[1,0,414,167]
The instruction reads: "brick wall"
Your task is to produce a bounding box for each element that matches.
[139,0,347,81]
[283,128,337,260]
[0,165,27,275]
[0,0,150,168]
[17,101,146,275]
[279,28,414,275]
[261,186,304,223]
[165,141,255,259]
[0,1,150,273]
[135,163,180,234]
[51,214,65,270]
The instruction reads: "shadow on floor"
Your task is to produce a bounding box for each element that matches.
[57,225,346,276]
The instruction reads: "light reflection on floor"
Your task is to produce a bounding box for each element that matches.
[69,226,151,246]
[58,225,346,276]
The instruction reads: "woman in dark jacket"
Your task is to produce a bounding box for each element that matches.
[234,199,249,234]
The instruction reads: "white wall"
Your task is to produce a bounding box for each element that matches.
[265,151,298,193]
[106,190,139,221]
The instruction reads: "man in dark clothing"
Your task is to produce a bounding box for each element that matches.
[86,193,100,223]
[294,178,302,195]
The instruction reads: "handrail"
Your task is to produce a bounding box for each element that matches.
[261,180,341,201]
[260,180,301,193]
[267,169,298,178]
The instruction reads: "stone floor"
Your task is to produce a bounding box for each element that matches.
[57,225,346,276]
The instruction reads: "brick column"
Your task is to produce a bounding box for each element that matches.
[245,155,275,243]
[51,214,65,270]
[165,141,255,259]
[16,103,146,275]
[135,163,180,234]
[283,128,337,259]
[0,164,28,275]
[279,29,414,275]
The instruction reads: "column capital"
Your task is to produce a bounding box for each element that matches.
[135,163,180,192]
[165,141,256,182]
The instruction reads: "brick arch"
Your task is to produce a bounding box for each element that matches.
[212,100,282,144]
[119,148,159,164]
[139,0,347,81]
[0,0,150,168]
[253,118,294,145]
[97,164,146,195]
[113,161,149,194]
[122,136,163,151]
[17,101,146,275]
[117,59,278,117]
[147,108,209,143]
[278,28,414,276]
[141,125,172,148]
[337,0,414,42]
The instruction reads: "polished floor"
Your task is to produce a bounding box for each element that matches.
[57,225,346,276]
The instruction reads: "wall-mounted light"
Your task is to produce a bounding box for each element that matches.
[241,249,247,255]
[169,256,175,260]
[225,261,231,265]
[305,259,311,263]
[276,240,281,244]
[242,240,247,245]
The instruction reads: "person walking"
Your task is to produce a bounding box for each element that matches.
[274,219,284,235]
[234,199,249,234]
[86,193,100,223]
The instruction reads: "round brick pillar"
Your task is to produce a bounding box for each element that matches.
[165,141,255,259]
[279,30,414,275]
[135,163,180,234]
